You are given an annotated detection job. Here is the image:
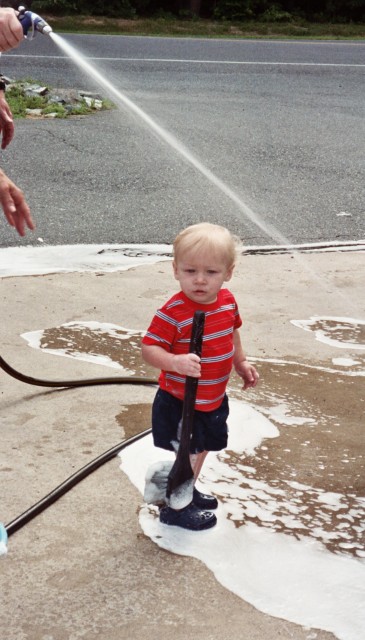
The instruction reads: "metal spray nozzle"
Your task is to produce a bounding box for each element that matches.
[18,6,53,37]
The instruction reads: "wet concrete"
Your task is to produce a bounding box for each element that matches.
[1,250,364,640]
[20,316,365,557]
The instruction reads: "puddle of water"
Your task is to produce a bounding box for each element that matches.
[17,322,365,640]
[21,320,365,378]
[21,321,146,376]
[115,403,152,441]
[21,322,365,558]
[291,317,365,350]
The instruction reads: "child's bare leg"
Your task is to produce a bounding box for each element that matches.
[189,451,218,510]
[190,451,208,480]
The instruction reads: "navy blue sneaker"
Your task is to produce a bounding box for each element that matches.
[160,502,217,530]
[193,488,218,510]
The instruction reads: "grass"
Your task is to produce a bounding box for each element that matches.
[42,15,365,40]
[6,80,113,119]
[7,16,363,119]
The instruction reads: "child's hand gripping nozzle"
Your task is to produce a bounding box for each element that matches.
[17,6,53,38]
[144,310,205,510]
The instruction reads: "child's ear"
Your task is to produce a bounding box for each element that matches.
[172,260,179,280]
[224,265,234,282]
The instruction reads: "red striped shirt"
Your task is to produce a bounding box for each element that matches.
[142,289,242,411]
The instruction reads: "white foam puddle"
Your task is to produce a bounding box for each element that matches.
[119,400,365,640]
[0,243,363,279]
[0,243,172,277]
[291,317,365,351]
[332,357,361,367]
[259,401,316,426]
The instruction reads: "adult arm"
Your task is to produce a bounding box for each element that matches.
[0,89,14,149]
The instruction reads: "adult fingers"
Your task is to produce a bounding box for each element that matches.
[1,121,15,149]
[0,9,23,52]
[10,184,34,233]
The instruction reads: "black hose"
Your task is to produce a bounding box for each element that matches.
[0,355,157,388]
[5,428,152,537]
[0,355,156,538]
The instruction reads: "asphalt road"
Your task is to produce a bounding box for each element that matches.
[0,33,364,247]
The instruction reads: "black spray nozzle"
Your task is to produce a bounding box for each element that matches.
[18,6,52,37]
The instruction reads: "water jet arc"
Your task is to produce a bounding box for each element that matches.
[49,32,288,246]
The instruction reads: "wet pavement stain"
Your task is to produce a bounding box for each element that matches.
[291,317,365,349]
[115,403,151,441]
[310,318,365,346]
[39,323,145,373]
[226,362,364,558]
[27,323,364,560]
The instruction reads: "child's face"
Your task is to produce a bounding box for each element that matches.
[173,250,233,305]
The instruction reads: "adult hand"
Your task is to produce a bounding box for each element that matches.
[0,91,14,149]
[0,8,23,52]
[0,169,34,236]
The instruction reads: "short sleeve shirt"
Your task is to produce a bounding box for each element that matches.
[142,289,242,411]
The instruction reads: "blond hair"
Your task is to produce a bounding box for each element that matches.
[173,222,238,268]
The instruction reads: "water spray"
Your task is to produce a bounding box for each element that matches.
[17,5,52,38]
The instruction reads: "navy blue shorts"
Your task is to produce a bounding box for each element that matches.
[151,388,229,454]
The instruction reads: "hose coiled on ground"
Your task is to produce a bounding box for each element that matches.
[5,429,151,537]
[0,355,157,538]
[0,355,157,388]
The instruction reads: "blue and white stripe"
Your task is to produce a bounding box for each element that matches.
[197,374,230,385]
[144,331,170,346]
[166,299,185,310]
[196,392,226,406]
[176,327,233,347]
[165,373,230,386]
[166,373,186,384]
[155,310,179,327]
[201,348,235,363]
[203,327,233,341]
